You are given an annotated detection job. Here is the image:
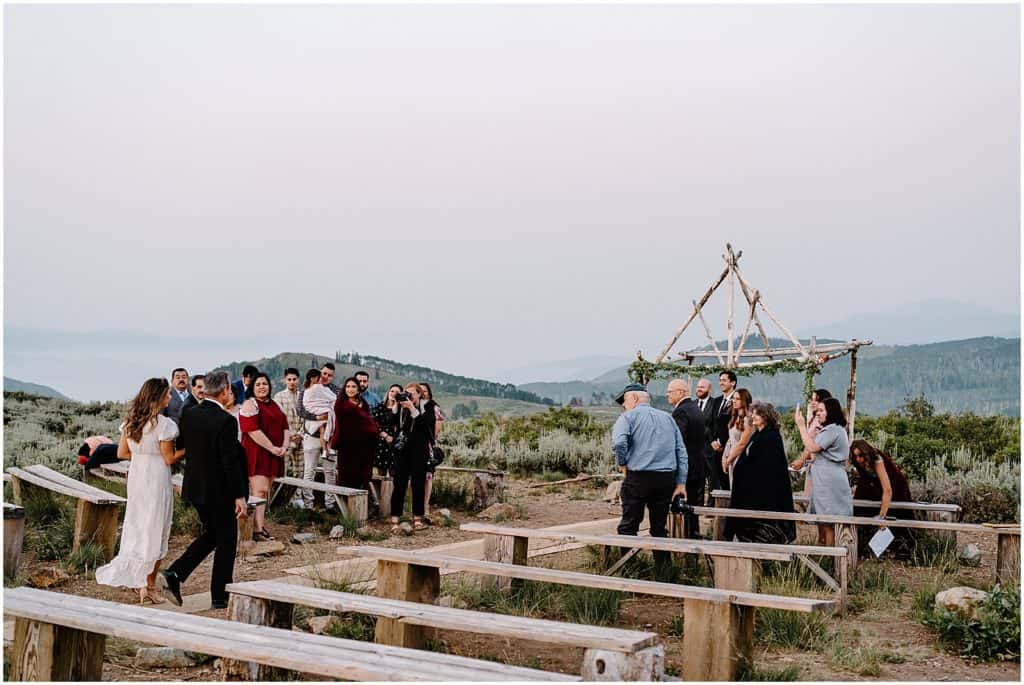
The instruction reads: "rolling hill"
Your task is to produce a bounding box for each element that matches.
[3,377,68,399]
[521,337,1021,416]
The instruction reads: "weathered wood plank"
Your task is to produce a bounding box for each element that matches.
[375,561,440,649]
[996,532,1021,586]
[23,464,127,504]
[682,598,754,681]
[709,489,961,514]
[337,547,835,613]
[72,500,120,560]
[223,595,294,681]
[11,617,105,681]
[6,467,124,505]
[4,504,26,582]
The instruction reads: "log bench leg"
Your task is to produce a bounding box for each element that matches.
[582,645,665,681]
[711,556,760,593]
[4,509,26,581]
[11,618,106,681]
[335,493,368,526]
[223,595,294,681]
[834,523,858,572]
[481,534,527,591]
[375,560,441,648]
[682,599,754,681]
[237,502,258,557]
[372,476,393,518]
[73,501,119,562]
[996,533,1021,586]
[712,496,729,541]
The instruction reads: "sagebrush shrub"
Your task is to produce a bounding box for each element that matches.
[922,584,1021,661]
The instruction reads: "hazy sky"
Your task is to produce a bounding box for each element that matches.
[5,3,1020,384]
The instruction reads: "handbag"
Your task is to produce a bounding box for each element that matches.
[429,446,446,468]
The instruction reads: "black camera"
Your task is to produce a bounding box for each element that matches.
[670,494,693,516]
[395,391,412,403]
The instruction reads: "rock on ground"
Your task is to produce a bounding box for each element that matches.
[329,525,346,540]
[306,615,339,635]
[604,480,623,503]
[292,532,317,544]
[959,543,982,566]
[26,566,70,589]
[135,647,196,668]
[250,540,287,556]
[399,522,415,535]
[477,503,517,520]
[935,586,989,619]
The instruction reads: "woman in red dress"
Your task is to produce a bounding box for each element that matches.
[332,376,379,492]
[240,372,291,541]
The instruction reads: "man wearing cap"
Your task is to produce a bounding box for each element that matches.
[611,383,688,575]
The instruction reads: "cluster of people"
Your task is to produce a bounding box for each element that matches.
[611,373,911,561]
[92,363,445,609]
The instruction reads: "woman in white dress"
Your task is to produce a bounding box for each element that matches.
[95,378,180,604]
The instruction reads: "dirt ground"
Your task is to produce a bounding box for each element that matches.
[6,476,1020,682]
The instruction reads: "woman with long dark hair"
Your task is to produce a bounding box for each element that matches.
[389,383,436,533]
[419,382,445,520]
[721,388,753,482]
[332,376,379,492]
[850,439,915,556]
[240,372,291,540]
[794,397,853,546]
[372,384,403,476]
[96,378,180,604]
[724,402,796,544]
[795,388,832,497]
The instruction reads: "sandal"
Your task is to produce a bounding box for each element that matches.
[389,519,402,535]
[139,587,165,605]
[413,519,426,531]
[253,529,274,542]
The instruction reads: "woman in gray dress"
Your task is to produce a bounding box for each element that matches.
[793,397,852,546]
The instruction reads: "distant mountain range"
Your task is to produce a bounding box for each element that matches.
[3,377,67,399]
[520,337,1021,417]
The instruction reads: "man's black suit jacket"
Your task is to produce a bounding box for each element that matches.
[672,398,706,484]
[176,400,248,507]
[713,393,734,453]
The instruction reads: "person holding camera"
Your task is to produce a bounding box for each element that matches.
[388,383,437,534]
[611,383,687,577]
[331,377,379,492]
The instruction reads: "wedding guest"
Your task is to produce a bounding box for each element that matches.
[181,374,205,416]
[355,371,381,409]
[162,368,191,424]
[232,365,258,406]
[419,382,445,520]
[666,379,705,538]
[297,363,339,501]
[273,368,305,479]
[96,378,180,604]
[796,388,832,496]
[793,398,852,546]
[240,373,290,541]
[159,371,249,610]
[723,402,796,544]
[77,435,117,469]
[851,438,915,556]
[389,383,436,533]
[332,377,379,492]
[721,388,754,483]
[694,378,718,503]
[372,384,403,476]
[709,371,737,490]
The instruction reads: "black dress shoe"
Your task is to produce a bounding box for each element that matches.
[157,570,183,606]
[211,599,229,610]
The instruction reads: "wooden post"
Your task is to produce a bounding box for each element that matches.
[11,618,106,681]
[995,532,1020,586]
[238,502,257,557]
[834,524,858,572]
[726,251,735,366]
[375,560,440,648]
[5,505,26,581]
[846,347,858,438]
[481,534,527,591]
[223,595,294,681]
[696,304,725,365]
[682,599,754,681]
[711,556,760,593]
[712,494,729,541]
[654,264,731,363]
[582,645,665,681]
[72,500,119,561]
[372,476,393,518]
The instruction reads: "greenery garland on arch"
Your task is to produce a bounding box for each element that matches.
[628,356,824,401]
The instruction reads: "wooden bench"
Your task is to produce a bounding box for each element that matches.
[3,587,574,682]
[88,460,184,493]
[337,545,835,681]
[4,502,26,581]
[461,522,850,611]
[710,489,962,543]
[695,505,1022,581]
[6,464,127,561]
[270,476,368,524]
[435,466,505,508]
[226,578,662,680]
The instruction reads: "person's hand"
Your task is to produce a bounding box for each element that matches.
[383,434,393,444]
[235,498,248,519]
[672,484,687,499]
[400,399,416,411]
[711,440,721,451]
[721,456,730,472]
[789,459,803,471]
[794,407,806,427]
[317,413,328,421]
[874,514,888,530]
[291,434,302,445]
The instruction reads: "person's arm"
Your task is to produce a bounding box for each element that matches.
[240,401,286,456]
[159,439,177,466]
[673,423,688,495]
[611,414,630,467]
[117,433,131,460]
[875,459,893,518]
[794,409,823,453]
[295,389,320,421]
[725,417,754,467]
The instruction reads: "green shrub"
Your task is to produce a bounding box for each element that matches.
[561,586,621,626]
[324,613,377,642]
[21,492,75,561]
[922,584,1021,661]
[66,542,107,576]
[847,560,905,613]
[738,664,801,681]
[911,448,1020,524]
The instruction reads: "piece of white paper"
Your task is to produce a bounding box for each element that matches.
[868,527,895,558]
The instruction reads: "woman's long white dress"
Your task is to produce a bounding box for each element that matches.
[95,415,178,589]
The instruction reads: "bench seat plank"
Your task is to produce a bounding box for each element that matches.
[6,467,125,505]
[694,506,1020,535]
[711,489,961,514]
[337,546,834,613]
[436,466,506,476]
[23,464,127,504]
[461,523,846,559]
[227,579,658,652]
[5,588,577,681]
[273,476,365,497]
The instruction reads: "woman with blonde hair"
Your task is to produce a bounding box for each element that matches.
[96,377,180,604]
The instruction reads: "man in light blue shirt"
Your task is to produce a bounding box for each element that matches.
[611,383,688,573]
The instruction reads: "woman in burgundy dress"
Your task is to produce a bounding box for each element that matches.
[240,373,291,541]
[332,376,379,492]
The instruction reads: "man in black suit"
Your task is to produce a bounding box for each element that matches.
[709,370,737,491]
[162,368,191,424]
[694,378,718,503]
[181,374,204,416]
[667,379,706,538]
[159,371,248,610]
[232,365,259,406]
